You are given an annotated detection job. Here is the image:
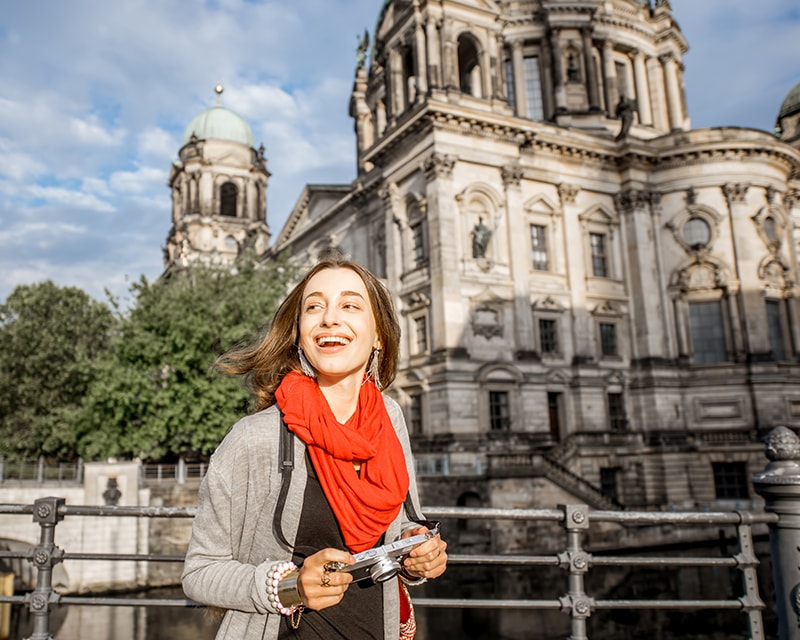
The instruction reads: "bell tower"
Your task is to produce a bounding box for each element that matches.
[164,86,271,275]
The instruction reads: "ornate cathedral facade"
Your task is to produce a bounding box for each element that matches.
[165,1,800,538]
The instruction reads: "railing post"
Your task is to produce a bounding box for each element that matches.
[752,426,800,640]
[25,497,65,640]
[558,504,593,640]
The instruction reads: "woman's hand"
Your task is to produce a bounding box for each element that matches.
[296,548,354,610]
[400,525,448,580]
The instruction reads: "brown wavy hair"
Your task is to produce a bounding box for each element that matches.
[215,250,401,411]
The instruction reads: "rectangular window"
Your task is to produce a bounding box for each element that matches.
[600,322,618,357]
[522,56,544,120]
[489,391,511,431]
[530,224,549,271]
[409,394,423,435]
[505,58,516,113]
[590,232,608,277]
[547,392,562,442]
[766,300,786,361]
[411,222,426,268]
[414,315,428,354]
[539,318,558,355]
[689,301,727,364]
[600,467,620,501]
[608,392,626,431]
[615,61,629,99]
[712,462,749,500]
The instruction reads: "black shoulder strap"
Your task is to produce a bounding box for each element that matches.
[272,411,294,552]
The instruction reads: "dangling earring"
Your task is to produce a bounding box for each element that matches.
[297,348,317,379]
[367,348,382,390]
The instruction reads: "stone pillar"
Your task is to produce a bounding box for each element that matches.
[414,11,428,99]
[660,53,683,131]
[602,40,617,115]
[550,29,566,112]
[503,163,533,354]
[633,51,653,125]
[511,40,526,116]
[752,426,800,640]
[426,17,441,89]
[581,27,600,111]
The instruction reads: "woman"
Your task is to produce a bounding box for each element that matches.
[182,251,448,639]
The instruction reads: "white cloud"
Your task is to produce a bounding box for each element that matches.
[26,185,115,213]
[109,166,167,195]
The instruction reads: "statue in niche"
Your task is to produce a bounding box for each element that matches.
[615,95,635,141]
[356,30,369,70]
[471,217,493,259]
[103,477,122,506]
[567,53,580,82]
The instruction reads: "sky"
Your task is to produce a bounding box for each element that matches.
[1,0,799,307]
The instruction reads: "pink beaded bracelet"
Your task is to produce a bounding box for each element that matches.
[266,561,301,616]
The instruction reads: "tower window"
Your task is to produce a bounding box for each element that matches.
[220,182,238,217]
[411,221,427,268]
[522,56,544,120]
[414,315,428,354]
[457,35,482,97]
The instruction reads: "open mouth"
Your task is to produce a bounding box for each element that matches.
[316,336,351,347]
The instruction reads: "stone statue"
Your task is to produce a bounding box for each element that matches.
[471,217,492,259]
[356,29,369,70]
[615,95,634,141]
[103,477,122,506]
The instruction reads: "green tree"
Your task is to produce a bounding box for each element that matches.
[0,281,115,459]
[75,255,294,461]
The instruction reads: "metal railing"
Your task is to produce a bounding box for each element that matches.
[0,498,785,640]
[0,425,797,640]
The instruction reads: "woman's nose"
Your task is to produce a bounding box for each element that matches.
[321,305,340,326]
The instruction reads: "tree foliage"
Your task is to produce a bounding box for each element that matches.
[73,255,294,461]
[0,281,115,459]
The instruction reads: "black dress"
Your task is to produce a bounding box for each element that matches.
[278,456,384,639]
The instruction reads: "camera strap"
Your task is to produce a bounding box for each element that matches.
[272,410,428,552]
[272,410,295,552]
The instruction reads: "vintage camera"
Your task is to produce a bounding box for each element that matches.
[325,521,440,584]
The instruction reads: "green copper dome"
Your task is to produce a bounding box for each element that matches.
[778,82,800,120]
[182,105,254,148]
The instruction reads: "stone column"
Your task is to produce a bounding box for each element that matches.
[752,426,800,640]
[633,50,653,125]
[511,40,526,116]
[660,53,683,131]
[550,28,566,112]
[602,40,617,115]
[503,163,534,355]
[423,153,461,351]
[581,27,600,111]
[540,34,555,119]
[426,17,441,89]
[414,10,428,99]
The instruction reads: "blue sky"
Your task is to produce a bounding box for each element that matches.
[1,0,798,306]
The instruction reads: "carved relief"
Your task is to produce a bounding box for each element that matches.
[558,183,579,205]
[472,305,504,340]
[423,153,456,180]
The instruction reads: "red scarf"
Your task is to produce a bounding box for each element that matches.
[275,371,410,553]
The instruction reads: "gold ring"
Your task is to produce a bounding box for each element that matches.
[320,572,332,587]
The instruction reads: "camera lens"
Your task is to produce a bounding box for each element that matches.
[369,556,401,583]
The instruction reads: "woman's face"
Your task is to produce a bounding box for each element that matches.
[298,267,380,387]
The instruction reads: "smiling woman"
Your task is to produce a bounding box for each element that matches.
[181,248,447,640]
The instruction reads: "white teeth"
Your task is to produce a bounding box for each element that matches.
[317,336,349,346]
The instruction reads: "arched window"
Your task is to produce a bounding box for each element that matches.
[457,35,482,97]
[220,182,238,217]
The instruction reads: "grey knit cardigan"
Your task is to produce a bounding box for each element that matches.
[182,396,425,639]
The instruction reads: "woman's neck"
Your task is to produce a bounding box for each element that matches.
[318,377,361,423]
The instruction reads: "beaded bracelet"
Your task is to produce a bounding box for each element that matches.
[266,561,303,617]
